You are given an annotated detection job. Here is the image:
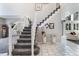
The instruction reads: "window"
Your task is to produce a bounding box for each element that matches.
[73,23,79,30]
[74,12,79,21]
[65,23,71,30]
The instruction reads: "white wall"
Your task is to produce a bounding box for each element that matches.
[45,9,62,41]
[38,8,62,43]
[0,3,35,21]
[0,38,8,53]
[0,18,6,24]
[61,3,79,20]
[36,3,56,24]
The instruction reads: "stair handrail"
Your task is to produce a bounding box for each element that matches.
[12,18,28,35]
[9,18,28,55]
[37,3,61,27]
[31,12,38,55]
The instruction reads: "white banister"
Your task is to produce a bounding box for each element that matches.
[8,17,29,55]
[39,7,60,28]
[8,23,12,56]
[31,12,38,56]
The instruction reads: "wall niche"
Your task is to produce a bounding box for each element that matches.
[0,17,9,38]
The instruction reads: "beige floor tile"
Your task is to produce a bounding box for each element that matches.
[37,39,79,56]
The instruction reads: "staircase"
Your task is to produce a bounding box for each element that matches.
[37,4,60,27]
[12,26,40,56]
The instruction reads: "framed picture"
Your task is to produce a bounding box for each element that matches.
[49,23,54,29]
[35,3,42,11]
[66,15,71,21]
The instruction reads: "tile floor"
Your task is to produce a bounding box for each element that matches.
[38,43,62,56]
[37,39,79,56]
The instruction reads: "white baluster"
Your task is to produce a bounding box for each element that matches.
[8,23,12,56]
[31,12,38,56]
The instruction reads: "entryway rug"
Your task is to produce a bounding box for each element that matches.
[67,39,79,45]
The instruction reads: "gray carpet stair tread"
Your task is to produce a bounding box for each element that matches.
[19,38,31,39]
[20,34,31,36]
[12,26,40,56]
[15,43,31,45]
